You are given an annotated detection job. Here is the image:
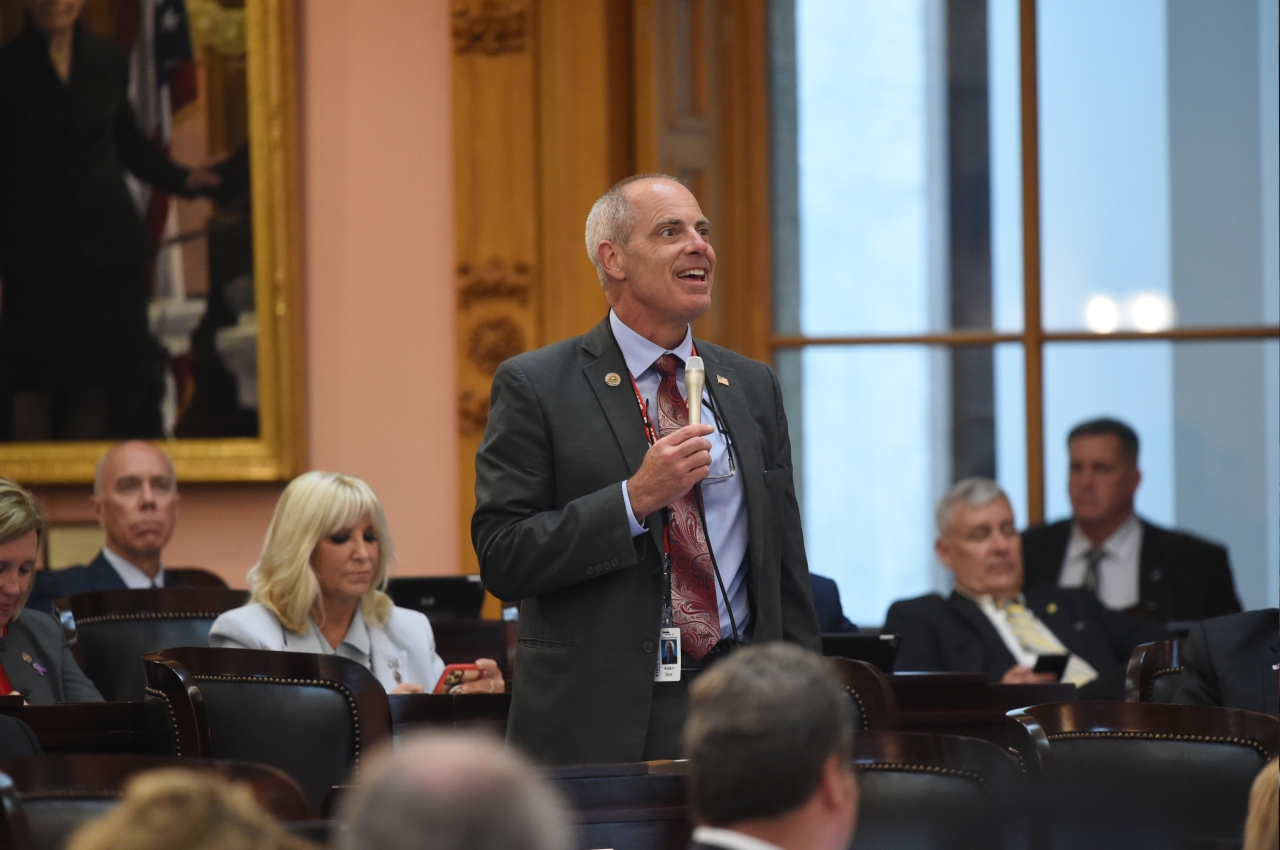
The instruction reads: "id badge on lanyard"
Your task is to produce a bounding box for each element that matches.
[656,550,681,682]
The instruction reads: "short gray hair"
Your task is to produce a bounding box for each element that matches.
[584,173,682,289]
[336,733,572,850]
[935,477,1008,537]
[683,643,854,827]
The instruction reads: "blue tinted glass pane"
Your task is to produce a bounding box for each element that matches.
[795,0,942,336]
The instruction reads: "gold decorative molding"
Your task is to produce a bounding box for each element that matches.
[467,317,526,376]
[458,390,491,436]
[457,258,532,308]
[452,0,528,55]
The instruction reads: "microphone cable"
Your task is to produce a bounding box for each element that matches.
[694,389,740,648]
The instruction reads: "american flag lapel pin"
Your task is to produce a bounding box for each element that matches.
[717,375,729,386]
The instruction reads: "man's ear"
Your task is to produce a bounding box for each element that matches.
[597,241,628,285]
[90,494,104,526]
[935,537,953,571]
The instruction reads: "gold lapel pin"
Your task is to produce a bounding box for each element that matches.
[1046,602,1058,614]
[605,372,622,387]
[717,375,729,386]
[21,652,31,663]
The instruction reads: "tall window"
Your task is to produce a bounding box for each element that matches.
[774,0,1279,625]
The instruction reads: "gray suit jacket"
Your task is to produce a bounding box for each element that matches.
[5,609,103,704]
[473,317,820,764]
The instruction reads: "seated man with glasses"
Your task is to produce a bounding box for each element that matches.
[885,477,1166,700]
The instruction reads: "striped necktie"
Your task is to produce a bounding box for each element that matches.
[1082,547,1105,593]
[998,599,1098,688]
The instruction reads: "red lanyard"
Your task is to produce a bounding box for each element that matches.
[626,343,699,448]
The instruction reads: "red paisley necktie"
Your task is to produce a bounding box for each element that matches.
[653,353,720,661]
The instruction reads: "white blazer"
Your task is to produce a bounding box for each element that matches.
[208,602,446,693]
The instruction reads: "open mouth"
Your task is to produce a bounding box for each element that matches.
[676,269,707,281]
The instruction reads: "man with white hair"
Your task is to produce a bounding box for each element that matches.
[884,477,1165,700]
[29,441,186,613]
[474,174,819,764]
[335,733,572,850]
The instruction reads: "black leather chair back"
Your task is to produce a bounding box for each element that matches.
[197,679,356,807]
[143,647,392,810]
[21,799,113,850]
[826,659,899,732]
[1125,639,1186,704]
[851,731,1025,850]
[58,589,249,702]
[1009,702,1279,849]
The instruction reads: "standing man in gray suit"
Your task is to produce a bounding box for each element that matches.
[473,174,820,765]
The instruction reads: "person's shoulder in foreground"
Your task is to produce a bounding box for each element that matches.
[1173,608,1279,716]
[208,601,282,650]
[334,732,573,850]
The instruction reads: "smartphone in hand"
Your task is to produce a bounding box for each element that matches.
[433,663,481,694]
[1032,654,1069,681]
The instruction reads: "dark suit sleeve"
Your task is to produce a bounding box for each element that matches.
[1202,545,1241,618]
[473,359,645,601]
[111,50,192,197]
[885,600,943,672]
[1172,621,1220,707]
[769,369,821,650]
[57,632,104,703]
[1091,596,1170,664]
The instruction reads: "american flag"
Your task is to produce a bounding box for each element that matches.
[117,0,198,295]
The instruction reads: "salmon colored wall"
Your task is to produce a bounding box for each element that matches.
[35,1,458,588]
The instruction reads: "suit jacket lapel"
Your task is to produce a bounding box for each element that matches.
[947,592,1019,674]
[700,345,766,592]
[581,318,663,554]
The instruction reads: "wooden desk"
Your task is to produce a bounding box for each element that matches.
[544,761,691,850]
[889,673,1075,747]
[388,693,510,740]
[0,701,149,755]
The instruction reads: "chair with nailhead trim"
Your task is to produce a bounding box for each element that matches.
[142,646,392,809]
[54,588,250,702]
[1124,639,1186,704]
[0,754,314,850]
[1008,701,1279,849]
[826,658,900,732]
[850,730,1025,850]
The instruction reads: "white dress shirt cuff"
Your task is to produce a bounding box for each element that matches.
[620,481,648,537]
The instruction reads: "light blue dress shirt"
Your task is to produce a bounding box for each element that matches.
[611,311,750,640]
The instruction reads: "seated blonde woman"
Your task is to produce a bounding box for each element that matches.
[209,472,503,695]
[0,478,102,704]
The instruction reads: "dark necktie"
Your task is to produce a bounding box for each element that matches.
[1083,547,1105,592]
[653,353,720,661]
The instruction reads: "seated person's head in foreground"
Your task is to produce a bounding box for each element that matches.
[683,643,858,850]
[335,732,572,850]
[1243,757,1278,850]
[249,470,396,634]
[0,477,44,626]
[935,477,1022,602]
[66,768,315,850]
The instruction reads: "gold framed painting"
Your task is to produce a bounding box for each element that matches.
[0,0,304,482]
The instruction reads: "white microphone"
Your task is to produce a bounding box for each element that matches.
[685,356,705,426]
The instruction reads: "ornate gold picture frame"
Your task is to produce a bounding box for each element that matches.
[0,0,304,483]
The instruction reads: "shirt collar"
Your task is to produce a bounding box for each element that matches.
[953,584,1025,610]
[609,310,694,378]
[309,605,372,659]
[691,827,785,850]
[1068,513,1141,557]
[100,546,164,589]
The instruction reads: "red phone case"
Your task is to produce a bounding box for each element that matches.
[432,663,480,694]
